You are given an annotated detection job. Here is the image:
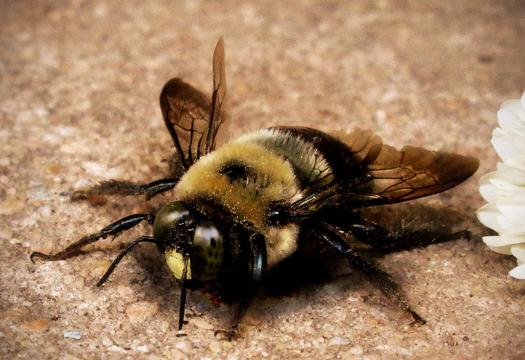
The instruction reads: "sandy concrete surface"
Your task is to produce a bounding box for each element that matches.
[1,1,525,359]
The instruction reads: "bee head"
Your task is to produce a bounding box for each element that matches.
[153,202,224,282]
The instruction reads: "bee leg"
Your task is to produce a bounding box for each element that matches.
[71,178,179,201]
[318,223,426,325]
[30,213,155,263]
[216,233,267,340]
[349,221,470,254]
[215,294,255,341]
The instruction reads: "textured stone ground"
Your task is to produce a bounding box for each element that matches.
[1,1,525,359]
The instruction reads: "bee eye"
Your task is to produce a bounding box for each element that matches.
[153,202,191,244]
[191,222,224,281]
[157,203,189,225]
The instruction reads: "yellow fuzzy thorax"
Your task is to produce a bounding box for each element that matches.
[172,142,301,267]
[174,142,299,229]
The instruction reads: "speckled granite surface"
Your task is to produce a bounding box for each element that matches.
[1,1,525,359]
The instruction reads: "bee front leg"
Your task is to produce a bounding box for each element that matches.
[30,213,155,263]
[71,177,179,201]
[216,233,267,340]
[318,223,426,326]
[214,293,256,341]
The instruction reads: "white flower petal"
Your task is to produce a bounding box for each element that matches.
[478,90,525,280]
[479,176,525,205]
[511,245,525,262]
[497,161,525,185]
[497,214,525,234]
[497,99,525,132]
[509,263,525,279]
[483,234,525,248]
[487,176,524,190]
[491,130,525,162]
[506,157,525,172]
[479,178,499,202]
[491,137,513,163]
[477,204,504,233]
[484,243,512,255]
[497,205,525,228]
[478,184,496,203]
[482,237,512,254]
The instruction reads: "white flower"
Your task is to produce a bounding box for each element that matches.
[477,91,525,279]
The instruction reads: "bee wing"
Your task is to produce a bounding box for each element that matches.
[353,144,480,204]
[159,38,227,170]
[209,37,227,152]
[286,130,479,220]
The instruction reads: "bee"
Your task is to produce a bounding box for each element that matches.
[31,38,479,338]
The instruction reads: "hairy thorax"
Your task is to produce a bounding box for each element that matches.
[173,140,301,266]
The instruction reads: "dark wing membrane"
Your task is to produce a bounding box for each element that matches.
[269,127,382,185]
[160,79,209,169]
[354,144,480,204]
[285,129,479,220]
[159,38,227,170]
[208,37,227,152]
[336,128,383,169]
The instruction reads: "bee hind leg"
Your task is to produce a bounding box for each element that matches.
[318,223,426,325]
[30,213,155,263]
[348,220,470,255]
[71,178,179,201]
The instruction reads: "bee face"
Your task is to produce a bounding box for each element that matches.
[153,202,224,281]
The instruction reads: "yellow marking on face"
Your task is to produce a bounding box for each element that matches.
[165,249,192,280]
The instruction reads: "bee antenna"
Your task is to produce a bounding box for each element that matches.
[178,255,190,330]
[96,235,158,287]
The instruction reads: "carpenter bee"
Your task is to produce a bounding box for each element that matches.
[31,38,479,338]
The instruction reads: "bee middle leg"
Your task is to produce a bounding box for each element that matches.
[71,178,179,201]
[318,223,426,325]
